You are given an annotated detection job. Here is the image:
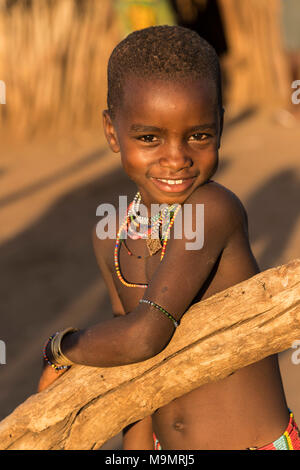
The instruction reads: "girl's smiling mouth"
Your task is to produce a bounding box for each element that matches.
[150,176,196,193]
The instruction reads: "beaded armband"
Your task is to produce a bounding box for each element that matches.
[139,299,179,328]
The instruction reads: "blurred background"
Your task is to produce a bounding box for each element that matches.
[0,0,299,450]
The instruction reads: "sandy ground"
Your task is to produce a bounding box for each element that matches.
[0,109,299,450]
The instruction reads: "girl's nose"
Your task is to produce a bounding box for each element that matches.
[159,144,192,171]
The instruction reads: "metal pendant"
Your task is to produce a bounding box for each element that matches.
[146,237,162,256]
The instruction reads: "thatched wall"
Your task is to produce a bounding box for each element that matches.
[218,0,290,112]
[0,0,292,138]
[0,0,121,137]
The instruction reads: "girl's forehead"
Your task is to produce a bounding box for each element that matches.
[123,76,216,97]
[119,77,219,122]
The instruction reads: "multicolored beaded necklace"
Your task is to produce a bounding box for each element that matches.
[127,192,176,241]
[114,192,181,288]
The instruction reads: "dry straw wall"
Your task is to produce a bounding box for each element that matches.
[0,0,121,138]
[0,0,291,139]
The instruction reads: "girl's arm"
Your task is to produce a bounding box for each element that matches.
[46,183,256,368]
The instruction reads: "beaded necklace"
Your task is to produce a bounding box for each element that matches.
[129,192,162,225]
[127,192,175,241]
[114,195,181,288]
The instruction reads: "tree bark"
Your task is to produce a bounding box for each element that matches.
[0,259,299,450]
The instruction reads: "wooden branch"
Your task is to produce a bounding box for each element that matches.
[0,259,299,450]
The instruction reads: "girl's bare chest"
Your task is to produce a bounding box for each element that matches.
[108,238,162,312]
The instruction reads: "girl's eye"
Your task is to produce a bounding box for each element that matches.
[138,135,158,143]
[189,133,210,142]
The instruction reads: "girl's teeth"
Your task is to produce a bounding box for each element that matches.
[159,179,183,185]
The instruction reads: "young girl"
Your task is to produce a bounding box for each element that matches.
[39,26,300,450]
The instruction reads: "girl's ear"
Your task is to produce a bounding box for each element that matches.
[102,110,120,153]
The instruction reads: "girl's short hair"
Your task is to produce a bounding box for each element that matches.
[107,25,222,119]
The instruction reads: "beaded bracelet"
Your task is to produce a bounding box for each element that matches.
[139,299,179,328]
[43,333,69,372]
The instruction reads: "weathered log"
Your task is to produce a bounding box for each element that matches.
[0,259,299,450]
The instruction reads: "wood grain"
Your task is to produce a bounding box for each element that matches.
[0,259,299,450]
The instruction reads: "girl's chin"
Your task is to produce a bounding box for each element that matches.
[138,185,197,208]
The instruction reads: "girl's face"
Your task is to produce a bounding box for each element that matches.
[103,77,223,210]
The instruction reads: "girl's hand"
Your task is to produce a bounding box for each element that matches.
[37,361,70,392]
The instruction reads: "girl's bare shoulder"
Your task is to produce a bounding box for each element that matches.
[186,180,249,236]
